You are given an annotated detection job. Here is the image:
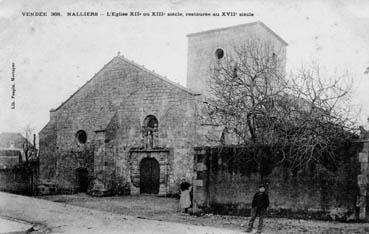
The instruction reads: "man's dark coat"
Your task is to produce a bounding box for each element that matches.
[251,192,270,211]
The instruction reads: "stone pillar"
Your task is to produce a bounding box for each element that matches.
[93,130,106,181]
[130,152,140,195]
[49,108,56,121]
[158,151,168,195]
[192,148,209,213]
[358,150,369,220]
[141,127,147,148]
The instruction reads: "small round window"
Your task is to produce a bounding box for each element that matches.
[76,130,87,144]
[215,48,224,59]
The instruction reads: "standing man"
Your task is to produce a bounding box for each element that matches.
[246,184,269,233]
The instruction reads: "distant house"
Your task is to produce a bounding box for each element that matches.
[0,132,38,194]
[0,132,37,168]
[0,132,29,149]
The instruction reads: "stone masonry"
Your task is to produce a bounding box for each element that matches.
[187,21,287,95]
[39,56,209,194]
[39,22,288,196]
[357,141,369,219]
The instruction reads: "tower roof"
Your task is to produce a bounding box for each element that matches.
[187,21,288,46]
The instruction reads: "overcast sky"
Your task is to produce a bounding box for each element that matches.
[1,0,369,135]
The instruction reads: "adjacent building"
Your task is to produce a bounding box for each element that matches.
[0,132,31,168]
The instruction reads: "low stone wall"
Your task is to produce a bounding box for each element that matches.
[0,161,38,195]
[357,141,369,219]
[193,145,364,221]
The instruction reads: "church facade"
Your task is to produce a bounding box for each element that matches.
[39,21,287,195]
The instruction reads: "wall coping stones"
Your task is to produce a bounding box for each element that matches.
[358,175,368,185]
[94,129,106,133]
[129,148,170,153]
[359,152,368,163]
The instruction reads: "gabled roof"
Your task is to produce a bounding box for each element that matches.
[54,57,117,111]
[54,55,200,112]
[0,132,29,148]
[187,21,288,46]
[116,56,200,95]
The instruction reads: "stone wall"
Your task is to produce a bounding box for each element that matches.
[101,62,204,194]
[39,57,129,190]
[0,161,38,195]
[129,149,171,195]
[357,141,369,219]
[39,55,210,194]
[39,112,57,181]
[0,168,32,194]
[193,145,364,221]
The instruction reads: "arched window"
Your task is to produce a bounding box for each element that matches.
[144,115,158,129]
[142,115,159,149]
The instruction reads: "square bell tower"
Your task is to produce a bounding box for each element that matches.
[186,21,288,96]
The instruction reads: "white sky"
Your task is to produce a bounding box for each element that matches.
[0,0,369,135]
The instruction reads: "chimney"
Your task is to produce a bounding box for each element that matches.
[50,108,56,122]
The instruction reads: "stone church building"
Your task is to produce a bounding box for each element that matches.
[39,21,287,195]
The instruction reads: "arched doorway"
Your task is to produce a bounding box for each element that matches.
[140,158,160,194]
[76,167,89,192]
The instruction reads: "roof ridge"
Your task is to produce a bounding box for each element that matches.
[53,55,200,112]
[116,56,200,95]
[187,21,288,45]
[257,21,288,46]
[54,57,117,111]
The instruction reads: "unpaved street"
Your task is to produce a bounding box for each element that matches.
[1,192,369,233]
[39,193,369,234]
[0,192,243,234]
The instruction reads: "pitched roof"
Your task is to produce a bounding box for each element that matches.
[0,132,29,148]
[54,57,117,111]
[116,56,200,95]
[187,21,288,46]
[54,55,200,111]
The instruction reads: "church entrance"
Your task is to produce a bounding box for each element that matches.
[76,167,89,192]
[140,158,160,194]
[130,149,170,195]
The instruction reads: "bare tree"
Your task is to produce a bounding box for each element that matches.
[207,38,357,169]
[281,65,357,168]
[23,124,36,162]
[208,38,287,144]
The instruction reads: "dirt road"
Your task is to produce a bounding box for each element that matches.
[0,192,244,234]
[1,192,369,233]
[39,193,369,234]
